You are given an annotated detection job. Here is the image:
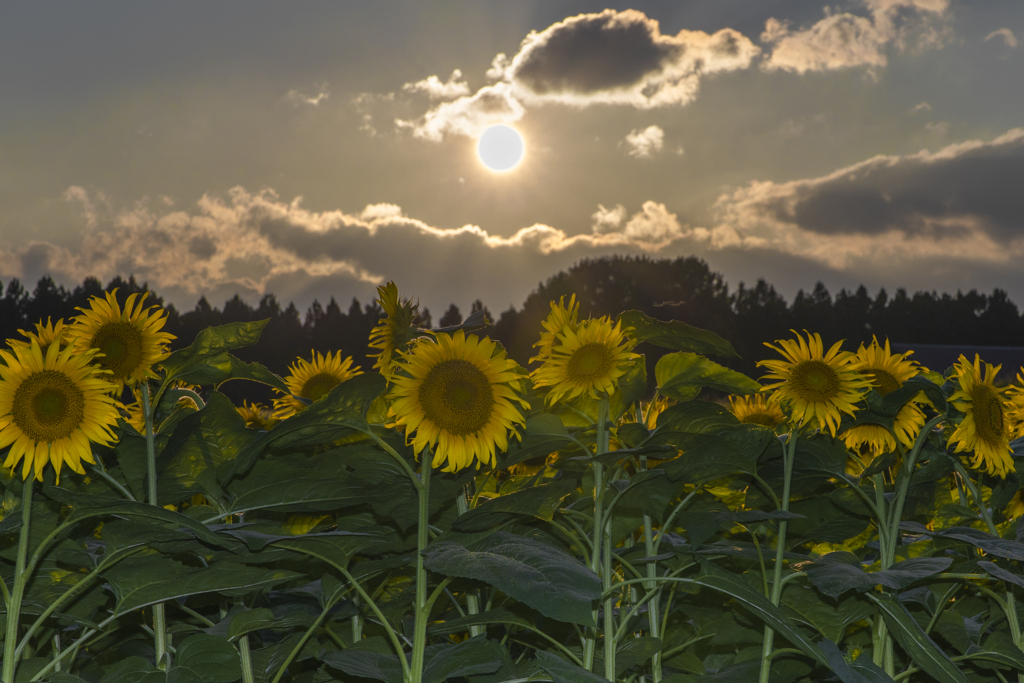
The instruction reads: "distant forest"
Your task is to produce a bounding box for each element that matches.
[3,256,1023,401]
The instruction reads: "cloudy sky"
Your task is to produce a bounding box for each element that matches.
[1,1,1022,317]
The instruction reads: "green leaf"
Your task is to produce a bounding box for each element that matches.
[42,675,91,683]
[98,657,165,683]
[322,649,404,683]
[158,392,255,503]
[614,637,662,674]
[453,478,577,532]
[161,320,270,385]
[690,558,828,668]
[660,425,773,484]
[423,531,601,625]
[966,632,1024,671]
[978,561,1024,588]
[535,651,609,683]
[426,608,534,635]
[105,556,302,614]
[818,640,896,683]
[655,352,760,402]
[618,310,738,357]
[225,373,387,479]
[781,585,844,642]
[652,400,739,435]
[171,634,242,683]
[226,608,276,640]
[610,356,648,420]
[422,636,507,683]
[63,498,225,547]
[805,555,952,599]
[901,522,1024,561]
[869,592,969,683]
[501,415,578,470]
[788,497,870,544]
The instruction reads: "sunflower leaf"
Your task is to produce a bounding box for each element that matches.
[618,310,738,357]
[655,352,760,402]
[160,320,270,386]
[869,592,970,683]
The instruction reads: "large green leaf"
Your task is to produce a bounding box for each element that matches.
[869,592,970,683]
[224,373,387,479]
[158,392,255,504]
[781,585,844,642]
[453,478,577,532]
[804,555,952,600]
[322,649,404,683]
[500,414,579,469]
[901,522,1024,561]
[423,531,601,625]
[161,320,272,386]
[104,556,302,614]
[63,498,224,547]
[171,634,241,683]
[618,310,738,357]
[819,640,896,683]
[660,425,773,484]
[422,637,507,683]
[690,558,828,668]
[98,657,165,683]
[652,400,739,435]
[534,651,608,683]
[655,352,760,402]
[426,608,534,635]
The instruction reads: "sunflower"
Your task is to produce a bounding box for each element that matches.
[1006,370,1024,439]
[531,317,638,405]
[758,331,871,436]
[948,354,1015,477]
[7,318,69,354]
[68,290,175,394]
[728,393,786,429]
[1006,491,1024,520]
[0,341,120,483]
[530,294,580,365]
[389,330,529,472]
[840,338,926,453]
[368,282,426,377]
[274,350,363,419]
[237,401,279,431]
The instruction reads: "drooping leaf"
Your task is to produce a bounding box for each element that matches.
[535,650,608,683]
[655,352,760,402]
[869,592,969,683]
[423,531,601,625]
[98,657,165,683]
[618,310,738,358]
[322,649,404,683]
[819,640,896,683]
[660,425,773,484]
[453,478,578,532]
[226,608,276,640]
[161,320,271,386]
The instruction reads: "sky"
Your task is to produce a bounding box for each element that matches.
[1,0,1022,318]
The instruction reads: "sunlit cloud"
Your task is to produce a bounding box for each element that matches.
[710,128,1024,268]
[984,28,1018,49]
[761,0,950,74]
[402,69,471,100]
[397,9,759,140]
[285,83,330,106]
[623,125,665,159]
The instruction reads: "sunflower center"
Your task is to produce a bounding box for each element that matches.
[418,359,494,436]
[971,384,1005,443]
[12,370,86,442]
[91,322,144,380]
[301,373,343,402]
[742,412,780,427]
[866,369,901,396]
[790,360,840,403]
[566,343,614,383]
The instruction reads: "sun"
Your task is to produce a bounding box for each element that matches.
[477,124,524,172]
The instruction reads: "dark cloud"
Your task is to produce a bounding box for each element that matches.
[512,11,679,95]
[188,235,217,259]
[774,130,1024,240]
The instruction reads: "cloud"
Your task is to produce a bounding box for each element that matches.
[3,188,698,313]
[985,28,1018,49]
[711,128,1024,269]
[402,69,471,100]
[285,84,330,106]
[910,101,932,113]
[398,9,759,140]
[623,125,665,158]
[761,0,949,74]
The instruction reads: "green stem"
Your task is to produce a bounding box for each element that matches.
[759,430,797,683]
[456,490,484,637]
[2,477,33,683]
[141,382,169,670]
[410,459,432,683]
[239,635,255,683]
[640,456,661,683]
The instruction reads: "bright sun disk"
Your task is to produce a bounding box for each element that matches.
[477,125,524,172]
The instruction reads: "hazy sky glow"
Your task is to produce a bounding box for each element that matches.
[1,1,1022,316]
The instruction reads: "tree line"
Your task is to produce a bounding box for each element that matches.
[3,256,1023,399]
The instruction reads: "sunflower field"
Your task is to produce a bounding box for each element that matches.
[3,283,1024,683]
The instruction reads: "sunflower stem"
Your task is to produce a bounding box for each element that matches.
[410,458,432,683]
[759,430,796,683]
[141,381,169,669]
[2,477,33,683]
[640,453,662,683]
[239,635,255,683]
[456,489,484,637]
